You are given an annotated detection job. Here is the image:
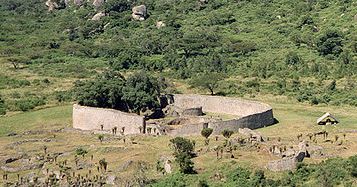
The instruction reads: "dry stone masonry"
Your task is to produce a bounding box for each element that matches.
[73,104,145,134]
[73,94,274,136]
[167,94,274,136]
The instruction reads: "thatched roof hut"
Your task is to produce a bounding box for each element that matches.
[316,113,339,125]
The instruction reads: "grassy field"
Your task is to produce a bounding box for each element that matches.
[0,97,356,185]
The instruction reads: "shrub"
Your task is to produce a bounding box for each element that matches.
[317,30,344,56]
[170,137,196,174]
[310,96,319,105]
[316,158,348,187]
[222,129,234,139]
[285,52,301,66]
[75,147,88,157]
[349,155,357,177]
[198,180,209,187]
[54,90,73,103]
[227,166,252,186]
[201,128,213,139]
[0,96,6,115]
[15,97,46,111]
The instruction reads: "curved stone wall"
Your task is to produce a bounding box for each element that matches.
[181,107,203,116]
[73,104,145,134]
[72,94,274,136]
[167,94,274,136]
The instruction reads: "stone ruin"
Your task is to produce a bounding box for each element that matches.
[72,94,275,137]
[266,141,321,171]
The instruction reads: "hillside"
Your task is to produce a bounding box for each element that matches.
[1,0,357,186]
[2,0,357,113]
[0,101,357,186]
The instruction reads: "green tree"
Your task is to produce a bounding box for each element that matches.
[317,30,344,56]
[170,137,195,174]
[75,71,127,110]
[201,128,213,145]
[123,71,166,114]
[190,72,224,95]
[75,71,167,114]
[222,129,234,139]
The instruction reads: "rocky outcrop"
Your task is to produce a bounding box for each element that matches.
[73,0,83,6]
[156,21,166,29]
[238,128,264,142]
[132,5,147,21]
[267,141,307,171]
[164,160,172,174]
[64,0,71,6]
[1,162,44,172]
[46,0,59,11]
[93,0,105,9]
[91,12,106,21]
[267,157,297,172]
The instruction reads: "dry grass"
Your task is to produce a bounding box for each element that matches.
[0,95,357,185]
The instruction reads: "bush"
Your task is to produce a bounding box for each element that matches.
[222,129,234,139]
[170,137,196,174]
[15,97,46,111]
[54,90,73,103]
[317,30,344,56]
[310,96,319,105]
[285,51,301,66]
[75,147,88,157]
[316,158,349,187]
[349,155,357,177]
[0,96,6,115]
[201,128,213,139]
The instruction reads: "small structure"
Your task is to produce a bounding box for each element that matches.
[316,113,339,125]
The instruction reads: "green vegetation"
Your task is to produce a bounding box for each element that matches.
[75,147,88,157]
[1,0,357,185]
[189,73,225,95]
[170,137,196,174]
[222,129,234,139]
[75,70,166,113]
[0,95,6,115]
[201,128,213,145]
[153,156,357,186]
[2,0,357,113]
[0,101,356,185]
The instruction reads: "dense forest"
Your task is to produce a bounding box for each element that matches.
[1,0,357,113]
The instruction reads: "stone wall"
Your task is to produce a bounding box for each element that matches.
[72,94,274,136]
[166,123,208,136]
[73,104,145,135]
[181,107,203,116]
[168,94,274,136]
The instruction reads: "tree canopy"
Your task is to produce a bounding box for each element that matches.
[75,71,167,114]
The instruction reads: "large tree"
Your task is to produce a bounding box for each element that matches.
[75,70,166,114]
[75,71,127,110]
[317,30,344,57]
[123,71,165,114]
[189,72,225,95]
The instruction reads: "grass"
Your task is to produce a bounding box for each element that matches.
[0,105,72,137]
[0,96,356,185]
